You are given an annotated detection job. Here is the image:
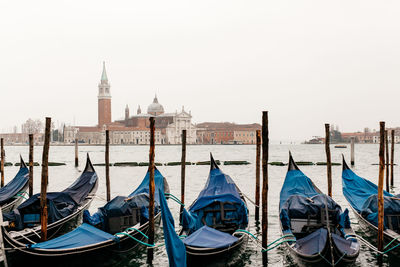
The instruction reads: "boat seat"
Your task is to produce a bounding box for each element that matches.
[301,208,336,234]
[201,201,238,233]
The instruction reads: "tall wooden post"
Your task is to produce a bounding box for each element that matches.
[105,130,110,202]
[180,130,187,223]
[255,130,261,221]
[385,130,390,192]
[391,130,395,187]
[0,138,4,187]
[40,117,51,242]
[325,124,332,197]
[350,137,355,166]
[74,138,78,167]
[147,117,155,264]
[377,122,385,253]
[261,111,269,265]
[29,134,34,197]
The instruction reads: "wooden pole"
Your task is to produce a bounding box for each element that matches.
[0,138,4,187]
[261,111,269,265]
[391,130,395,187]
[180,130,187,223]
[105,130,110,202]
[385,130,390,192]
[255,129,261,221]
[377,121,385,253]
[350,137,355,166]
[40,117,51,242]
[29,134,34,197]
[147,117,155,264]
[74,138,78,167]
[325,124,332,197]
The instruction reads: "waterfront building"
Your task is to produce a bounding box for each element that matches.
[196,122,261,144]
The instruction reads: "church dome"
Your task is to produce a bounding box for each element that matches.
[147,95,164,115]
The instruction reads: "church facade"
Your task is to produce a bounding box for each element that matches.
[64,63,197,145]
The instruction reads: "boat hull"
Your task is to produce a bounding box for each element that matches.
[4,213,161,267]
[1,183,29,214]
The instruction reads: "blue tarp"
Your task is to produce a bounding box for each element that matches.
[159,188,186,267]
[84,168,167,230]
[183,225,238,249]
[183,166,248,233]
[0,165,29,206]
[294,228,327,255]
[4,157,98,230]
[29,223,118,249]
[342,166,399,228]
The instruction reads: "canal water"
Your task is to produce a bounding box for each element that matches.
[2,144,399,266]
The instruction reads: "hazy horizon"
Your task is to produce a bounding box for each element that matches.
[2,1,400,141]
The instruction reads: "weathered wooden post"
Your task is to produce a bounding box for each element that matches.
[350,137,355,166]
[0,138,4,187]
[255,129,261,221]
[147,117,155,264]
[40,117,51,241]
[261,111,269,265]
[391,130,395,187]
[325,124,332,197]
[377,121,385,254]
[74,138,79,167]
[105,130,110,202]
[385,130,390,192]
[29,134,34,197]
[180,130,187,223]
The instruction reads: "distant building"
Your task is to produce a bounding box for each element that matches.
[196,122,261,144]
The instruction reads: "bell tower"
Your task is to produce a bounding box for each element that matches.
[98,61,112,127]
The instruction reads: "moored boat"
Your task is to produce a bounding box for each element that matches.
[3,166,169,267]
[342,156,400,255]
[279,153,359,265]
[1,156,29,214]
[3,154,98,248]
[179,154,249,266]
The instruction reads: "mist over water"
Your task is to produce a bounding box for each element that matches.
[2,144,399,266]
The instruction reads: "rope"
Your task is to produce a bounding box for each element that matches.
[384,235,400,250]
[240,193,258,207]
[233,229,295,252]
[164,193,185,206]
[123,227,149,240]
[114,232,155,247]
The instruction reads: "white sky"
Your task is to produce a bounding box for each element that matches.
[1,1,400,141]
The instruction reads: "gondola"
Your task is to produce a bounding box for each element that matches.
[179,154,249,266]
[3,167,169,267]
[3,154,98,249]
[279,153,359,266]
[1,156,29,214]
[342,156,400,255]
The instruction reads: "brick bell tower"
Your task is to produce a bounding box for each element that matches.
[98,61,112,127]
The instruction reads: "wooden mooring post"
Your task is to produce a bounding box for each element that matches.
[180,130,187,223]
[40,117,51,241]
[74,138,79,167]
[391,130,395,187]
[261,111,269,265]
[105,130,110,202]
[377,122,385,254]
[255,129,261,221]
[325,124,332,197]
[147,117,155,264]
[385,130,390,192]
[351,137,355,166]
[29,134,34,197]
[0,138,4,187]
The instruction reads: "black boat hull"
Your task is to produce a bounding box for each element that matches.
[2,183,29,214]
[4,213,162,267]
[185,232,248,267]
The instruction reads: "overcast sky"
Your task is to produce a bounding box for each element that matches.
[1,1,400,141]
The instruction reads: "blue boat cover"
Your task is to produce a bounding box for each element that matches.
[183,225,238,249]
[294,228,327,255]
[183,165,248,233]
[342,166,399,228]
[159,188,186,267]
[4,156,98,230]
[29,223,118,249]
[84,168,168,231]
[0,165,29,206]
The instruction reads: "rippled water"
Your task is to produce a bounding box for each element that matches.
[2,144,399,266]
